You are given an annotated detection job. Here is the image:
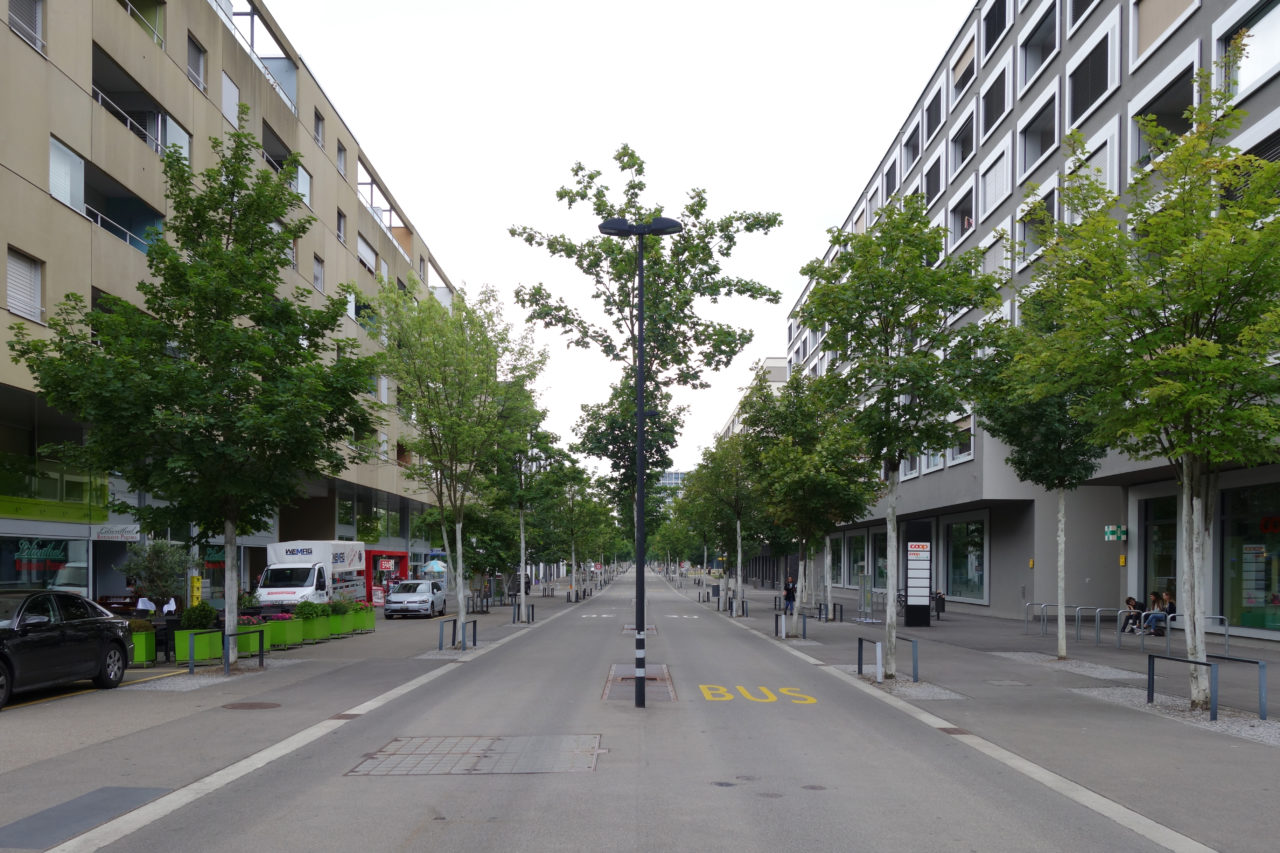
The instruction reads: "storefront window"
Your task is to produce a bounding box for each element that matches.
[829,537,843,586]
[0,537,89,595]
[872,531,888,589]
[1221,483,1280,630]
[945,518,986,602]
[847,534,867,585]
[1143,495,1178,599]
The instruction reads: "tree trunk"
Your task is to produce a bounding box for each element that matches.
[571,539,577,600]
[454,519,466,630]
[518,507,527,622]
[224,518,239,665]
[824,536,833,621]
[1056,487,1067,660]
[884,471,900,678]
[735,516,743,619]
[1181,456,1212,709]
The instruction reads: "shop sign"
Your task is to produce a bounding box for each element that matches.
[93,524,141,541]
[16,540,69,561]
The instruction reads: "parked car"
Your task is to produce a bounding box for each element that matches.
[0,590,133,709]
[384,580,446,619]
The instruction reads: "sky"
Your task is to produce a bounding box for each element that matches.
[263,0,974,472]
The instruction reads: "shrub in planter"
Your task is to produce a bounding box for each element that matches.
[129,618,156,666]
[266,612,301,649]
[175,601,221,662]
[329,599,354,636]
[294,600,328,643]
[236,614,266,654]
[352,600,375,632]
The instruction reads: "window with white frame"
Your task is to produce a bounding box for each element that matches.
[1018,86,1058,179]
[313,110,325,147]
[924,152,944,204]
[923,448,946,472]
[1134,0,1196,63]
[979,135,1012,220]
[951,108,976,175]
[1069,0,1100,30]
[949,180,976,246]
[6,247,43,323]
[312,255,324,292]
[336,142,347,177]
[852,208,866,234]
[981,56,1011,138]
[903,121,922,168]
[221,71,239,124]
[884,160,898,197]
[296,166,311,208]
[187,34,206,91]
[901,455,920,480]
[1067,8,1120,125]
[1018,175,1058,265]
[1219,0,1280,96]
[163,116,190,161]
[48,137,85,213]
[981,231,1009,275]
[419,255,426,280]
[336,209,346,243]
[925,85,945,141]
[948,413,975,463]
[379,256,389,282]
[357,234,376,272]
[10,0,44,52]
[1132,64,1194,165]
[982,0,1011,58]
[1020,0,1059,92]
[952,34,977,104]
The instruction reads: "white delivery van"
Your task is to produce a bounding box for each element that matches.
[256,541,366,608]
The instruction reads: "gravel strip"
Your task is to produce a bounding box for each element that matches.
[991,651,1146,681]
[1072,687,1280,747]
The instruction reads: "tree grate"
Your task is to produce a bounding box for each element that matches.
[603,663,675,701]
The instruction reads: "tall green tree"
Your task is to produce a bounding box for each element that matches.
[512,144,782,506]
[739,372,879,634]
[798,194,1002,673]
[9,107,376,660]
[371,282,544,621]
[1015,43,1280,707]
[683,432,761,609]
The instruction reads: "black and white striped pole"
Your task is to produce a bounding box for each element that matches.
[598,214,683,709]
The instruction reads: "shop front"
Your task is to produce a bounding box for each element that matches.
[0,536,88,594]
[367,549,408,600]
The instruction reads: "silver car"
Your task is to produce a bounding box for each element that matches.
[384,580,446,619]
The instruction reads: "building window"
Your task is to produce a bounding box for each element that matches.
[944,515,987,602]
[1070,0,1099,29]
[925,153,944,204]
[1019,90,1058,178]
[923,448,945,473]
[336,209,346,244]
[1020,2,1058,91]
[951,111,976,174]
[164,116,190,161]
[950,186,976,246]
[1134,67,1194,165]
[9,0,45,52]
[884,161,898,197]
[981,235,1007,275]
[901,455,920,480]
[419,255,426,281]
[357,233,377,272]
[313,110,325,147]
[1068,10,1119,125]
[313,255,324,292]
[982,0,1010,57]
[979,143,1012,219]
[6,247,43,323]
[49,137,85,213]
[336,142,347,176]
[981,66,1009,136]
[903,122,921,168]
[187,34,206,91]
[295,166,311,208]
[952,36,977,103]
[220,71,239,124]
[1135,0,1195,60]
[925,87,944,140]
[948,414,975,463]
[1221,0,1280,96]
[1019,179,1058,264]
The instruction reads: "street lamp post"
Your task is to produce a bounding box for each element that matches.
[598,215,683,709]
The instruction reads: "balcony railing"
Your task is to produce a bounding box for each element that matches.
[92,87,163,154]
[8,10,45,53]
[119,0,164,49]
[84,204,153,253]
[206,0,297,114]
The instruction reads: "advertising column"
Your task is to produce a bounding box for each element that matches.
[905,541,932,627]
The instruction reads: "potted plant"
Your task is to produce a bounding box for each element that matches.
[294,600,327,643]
[329,598,354,636]
[120,540,193,615]
[266,611,301,649]
[129,618,156,667]
[238,590,262,618]
[352,599,375,633]
[236,613,266,654]
[174,601,220,662]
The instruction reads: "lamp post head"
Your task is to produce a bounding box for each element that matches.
[598,217,635,237]
[598,216,684,238]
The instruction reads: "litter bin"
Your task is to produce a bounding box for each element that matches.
[711,584,720,598]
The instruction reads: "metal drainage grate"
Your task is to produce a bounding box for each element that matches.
[347,735,602,776]
[221,702,281,710]
[603,663,675,702]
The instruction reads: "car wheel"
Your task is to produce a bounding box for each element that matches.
[0,660,12,709]
[439,600,446,616]
[384,611,396,620]
[93,643,126,689]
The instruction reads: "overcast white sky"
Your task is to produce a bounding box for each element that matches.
[264,0,973,471]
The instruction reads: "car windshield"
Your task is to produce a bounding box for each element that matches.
[0,594,22,628]
[392,582,422,594]
[259,567,314,588]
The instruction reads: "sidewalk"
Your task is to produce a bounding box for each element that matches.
[667,571,1280,740]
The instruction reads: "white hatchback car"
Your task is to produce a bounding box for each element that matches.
[384,580,446,619]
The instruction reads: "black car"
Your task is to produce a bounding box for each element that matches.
[0,589,133,709]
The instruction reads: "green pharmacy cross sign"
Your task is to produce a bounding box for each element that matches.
[1104,525,1128,542]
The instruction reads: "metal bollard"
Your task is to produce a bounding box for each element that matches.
[800,613,807,639]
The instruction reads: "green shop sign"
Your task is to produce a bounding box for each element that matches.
[16,540,69,561]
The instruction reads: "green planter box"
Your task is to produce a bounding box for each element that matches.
[174,629,222,662]
[354,609,375,633]
[130,631,156,666]
[268,618,302,649]
[329,613,355,637]
[300,617,328,643]
[236,624,267,654]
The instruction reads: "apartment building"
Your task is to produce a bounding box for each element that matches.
[2,0,455,603]
[785,0,1280,634]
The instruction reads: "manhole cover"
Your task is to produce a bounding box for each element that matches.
[221,702,280,710]
[347,735,602,776]
[603,663,675,701]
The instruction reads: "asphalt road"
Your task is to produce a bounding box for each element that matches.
[0,570,1236,852]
